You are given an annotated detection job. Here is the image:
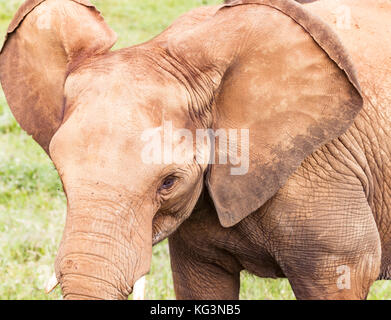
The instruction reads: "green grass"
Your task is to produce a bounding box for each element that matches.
[0,0,390,300]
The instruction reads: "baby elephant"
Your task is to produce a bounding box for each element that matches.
[1,0,390,299]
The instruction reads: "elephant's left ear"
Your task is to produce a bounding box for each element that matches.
[0,0,117,154]
[167,0,363,227]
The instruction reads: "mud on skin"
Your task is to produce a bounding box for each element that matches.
[0,0,390,299]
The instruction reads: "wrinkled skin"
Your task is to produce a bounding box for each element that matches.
[0,0,389,300]
[170,0,391,300]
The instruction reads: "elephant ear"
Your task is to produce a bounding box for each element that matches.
[0,0,117,153]
[167,0,363,227]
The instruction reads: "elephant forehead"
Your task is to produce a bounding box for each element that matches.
[64,52,190,127]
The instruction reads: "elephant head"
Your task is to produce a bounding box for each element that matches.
[0,0,362,299]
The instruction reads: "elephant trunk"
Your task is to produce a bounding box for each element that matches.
[54,187,152,300]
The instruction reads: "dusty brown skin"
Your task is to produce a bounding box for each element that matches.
[225,0,318,3]
[0,0,389,299]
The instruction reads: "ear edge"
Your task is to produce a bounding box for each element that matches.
[1,0,117,53]
[219,0,362,96]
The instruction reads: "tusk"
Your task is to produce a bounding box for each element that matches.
[133,276,146,300]
[45,272,59,294]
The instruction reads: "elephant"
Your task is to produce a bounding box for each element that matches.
[0,0,390,300]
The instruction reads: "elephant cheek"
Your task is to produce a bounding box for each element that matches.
[152,180,204,244]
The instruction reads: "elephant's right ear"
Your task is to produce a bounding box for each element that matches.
[0,0,117,153]
[167,0,363,227]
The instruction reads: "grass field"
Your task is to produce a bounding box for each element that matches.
[0,0,390,300]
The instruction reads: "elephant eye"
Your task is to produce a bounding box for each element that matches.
[160,176,176,191]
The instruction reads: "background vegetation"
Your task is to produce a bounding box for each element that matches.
[0,0,389,300]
